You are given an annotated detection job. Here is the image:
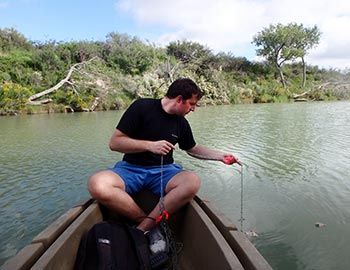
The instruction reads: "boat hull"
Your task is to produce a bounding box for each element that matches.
[3,191,272,270]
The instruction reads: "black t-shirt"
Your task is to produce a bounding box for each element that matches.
[116,98,196,166]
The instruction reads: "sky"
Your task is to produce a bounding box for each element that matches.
[1,0,349,70]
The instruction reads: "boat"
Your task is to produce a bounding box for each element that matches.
[3,191,273,270]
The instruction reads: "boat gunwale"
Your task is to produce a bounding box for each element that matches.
[2,195,272,270]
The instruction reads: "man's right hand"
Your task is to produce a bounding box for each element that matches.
[149,140,176,155]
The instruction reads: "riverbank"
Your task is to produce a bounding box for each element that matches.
[2,28,350,117]
[1,93,345,117]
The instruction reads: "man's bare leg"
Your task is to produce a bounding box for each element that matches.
[87,170,147,221]
[88,170,200,232]
[136,171,200,231]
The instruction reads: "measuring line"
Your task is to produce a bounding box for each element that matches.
[239,164,245,232]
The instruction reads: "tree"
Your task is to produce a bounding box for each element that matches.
[214,52,251,72]
[252,23,320,88]
[166,40,214,75]
[167,40,213,63]
[294,26,321,87]
[0,27,33,52]
[104,32,155,75]
[0,50,34,84]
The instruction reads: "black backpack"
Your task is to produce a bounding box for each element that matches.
[74,221,151,270]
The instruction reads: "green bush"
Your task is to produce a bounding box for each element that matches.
[0,82,33,113]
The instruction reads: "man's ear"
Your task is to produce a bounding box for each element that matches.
[175,95,183,103]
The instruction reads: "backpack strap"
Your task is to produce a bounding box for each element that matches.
[125,225,151,270]
[74,222,115,270]
[94,222,114,270]
[96,237,113,270]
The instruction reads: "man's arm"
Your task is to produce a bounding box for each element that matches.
[186,144,241,165]
[109,129,175,155]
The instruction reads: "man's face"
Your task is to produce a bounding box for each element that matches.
[177,95,199,116]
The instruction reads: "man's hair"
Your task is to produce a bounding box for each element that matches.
[166,78,203,100]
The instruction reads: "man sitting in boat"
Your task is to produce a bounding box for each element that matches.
[87,78,240,234]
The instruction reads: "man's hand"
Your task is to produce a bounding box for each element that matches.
[149,140,176,155]
[224,155,242,166]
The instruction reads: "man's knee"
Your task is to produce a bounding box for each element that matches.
[87,172,103,199]
[186,172,201,196]
[167,171,200,196]
[87,170,124,200]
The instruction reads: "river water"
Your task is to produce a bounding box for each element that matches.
[1,101,350,269]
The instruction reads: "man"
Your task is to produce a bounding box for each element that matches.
[88,78,240,233]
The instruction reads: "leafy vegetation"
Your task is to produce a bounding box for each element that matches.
[0,26,349,115]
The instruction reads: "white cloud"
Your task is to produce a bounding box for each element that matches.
[306,14,350,69]
[115,0,350,69]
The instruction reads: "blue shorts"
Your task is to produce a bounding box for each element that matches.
[107,161,184,196]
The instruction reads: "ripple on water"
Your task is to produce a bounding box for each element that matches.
[2,103,350,269]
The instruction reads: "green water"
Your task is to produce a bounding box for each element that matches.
[1,101,350,269]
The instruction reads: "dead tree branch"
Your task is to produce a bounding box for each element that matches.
[26,56,99,105]
[292,82,350,99]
